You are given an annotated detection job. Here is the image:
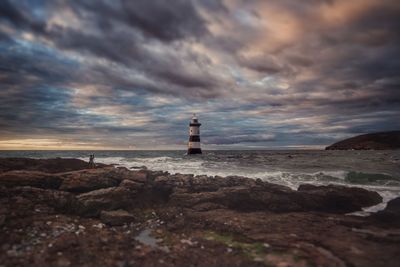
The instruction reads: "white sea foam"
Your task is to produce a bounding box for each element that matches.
[76,154,400,214]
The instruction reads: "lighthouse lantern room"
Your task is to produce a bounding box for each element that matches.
[188,114,202,154]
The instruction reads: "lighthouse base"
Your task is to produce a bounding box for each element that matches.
[188,148,202,155]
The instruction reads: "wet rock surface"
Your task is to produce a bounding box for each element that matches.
[0,158,399,267]
[370,197,400,225]
[297,184,382,213]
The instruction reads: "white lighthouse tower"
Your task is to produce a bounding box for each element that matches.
[188,114,202,154]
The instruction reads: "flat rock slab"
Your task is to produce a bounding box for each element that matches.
[0,171,62,189]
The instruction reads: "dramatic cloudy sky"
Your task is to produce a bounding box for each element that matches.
[0,0,399,149]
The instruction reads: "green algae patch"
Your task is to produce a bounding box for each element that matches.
[203,231,268,259]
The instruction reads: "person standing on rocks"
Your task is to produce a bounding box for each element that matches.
[89,154,95,168]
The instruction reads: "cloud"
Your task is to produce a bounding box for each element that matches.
[0,0,399,149]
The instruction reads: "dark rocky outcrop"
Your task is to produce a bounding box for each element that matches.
[0,158,97,173]
[0,158,399,267]
[77,187,135,217]
[298,184,382,213]
[0,171,62,189]
[371,197,400,224]
[59,168,122,193]
[325,131,400,150]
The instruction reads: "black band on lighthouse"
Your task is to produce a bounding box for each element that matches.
[189,135,200,142]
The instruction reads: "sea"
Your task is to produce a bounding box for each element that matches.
[1,150,399,214]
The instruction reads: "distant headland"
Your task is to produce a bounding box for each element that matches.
[326,131,400,150]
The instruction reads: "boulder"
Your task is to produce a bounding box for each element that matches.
[0,171,62,189]
[171,183,382,214]
[0,186,80,218]
[100,209,135,226]
[77,187,135,216]
[59,168,121,193]
[371,197,400,224]
[127,170,148,183]
[119,179,144,191]
[170,185,304,213]
[297,184,382,213]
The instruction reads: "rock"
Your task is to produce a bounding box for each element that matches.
[298,184,382,213]
[0,186,80,218]
[171,182,382,214]
[59,168,121,193]
[385,197,400,213]
[0,214,5,226]
[371,197,400,224]
[77,187,135,216]
[100,210,135,226]
[49,233,79,252]
[127,170,148,183]
[119,179,144,191]
[170,185,303,213]
[0,171,61,189]
[0,171,62,189]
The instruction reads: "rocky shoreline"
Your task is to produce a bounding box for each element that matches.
[0,158,399,267]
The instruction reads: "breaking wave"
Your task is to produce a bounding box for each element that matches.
[3,149,398,214]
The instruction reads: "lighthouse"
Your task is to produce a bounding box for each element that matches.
[188,114,202,154]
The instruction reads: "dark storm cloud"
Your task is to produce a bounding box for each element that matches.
[238,55,286,74]
[50,0,229,98]
[0,0,46,34]
[205,134,275,145]
[0,0,399,148]
[1,0,224,97]
[70,0,209,42]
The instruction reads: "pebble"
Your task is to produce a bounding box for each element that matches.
[254,257,264,262]
[180,239,197,246]
[93,223,104,229]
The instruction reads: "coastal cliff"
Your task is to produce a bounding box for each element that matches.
[0,158,399,267]
[325,131,400,150]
